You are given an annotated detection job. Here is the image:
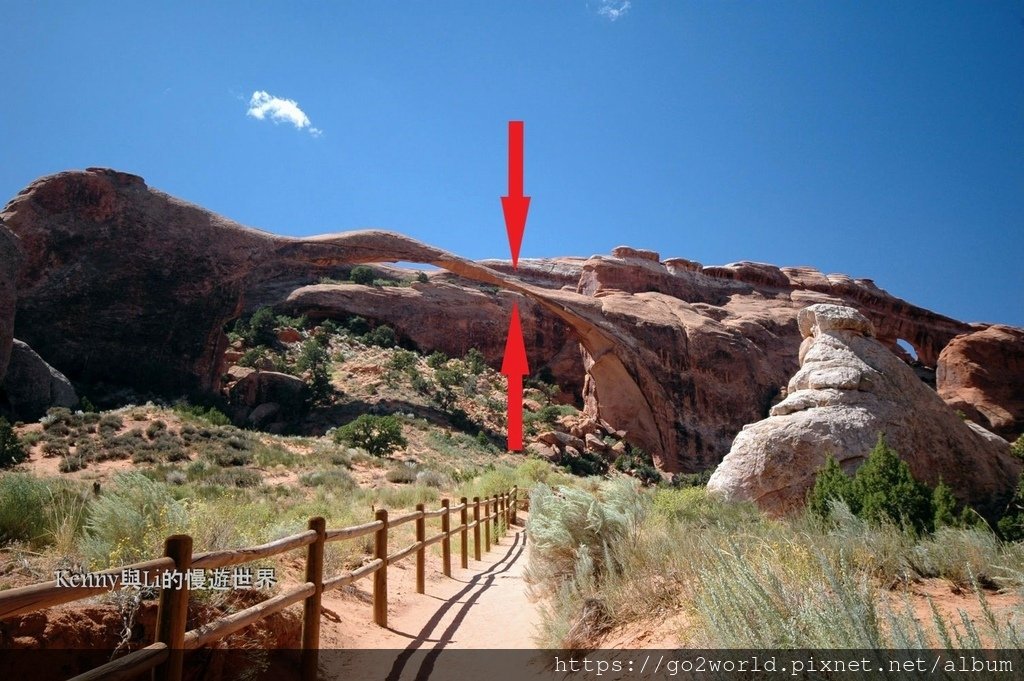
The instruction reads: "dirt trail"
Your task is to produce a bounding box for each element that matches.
[316,523,545,680]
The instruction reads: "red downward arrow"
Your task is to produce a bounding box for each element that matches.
[501,303,530,451]
[501,121,530,269]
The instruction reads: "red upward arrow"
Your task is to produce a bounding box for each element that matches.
[501,121,530,269]
[501,303,530,451]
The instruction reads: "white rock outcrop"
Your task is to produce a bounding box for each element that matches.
[707,304,1020,519]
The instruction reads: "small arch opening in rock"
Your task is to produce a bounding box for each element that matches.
[896,338,919,362]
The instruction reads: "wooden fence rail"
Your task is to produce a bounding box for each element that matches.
[0,486,520,681]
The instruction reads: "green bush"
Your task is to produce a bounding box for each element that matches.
[388,349,417,372]
[1011,436,1024,460]
[333,414,407,457]
[296,338,332,402]
[426,351,448,370]
[366,325,398,348]
[853,437,933,533]
[416,271,428,284]
[997,474,1024,541]
[346,315,370,336]
[239,306,278,347]
[349,266,375,285]
[0,418,27,468]
[808,436,935,533]
[463,348,487,375]
[173,401,231,427]
[807,454,857,518]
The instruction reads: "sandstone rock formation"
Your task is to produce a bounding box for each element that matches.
[1,339,78,419]
[706,304,1020,519]
[938,325,1024,441]
[0,220,20,383]
[3,168,1021,474]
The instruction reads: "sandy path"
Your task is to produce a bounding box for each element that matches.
[315,523,545,680]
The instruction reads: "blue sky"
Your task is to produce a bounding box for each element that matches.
[2,1,1022,325]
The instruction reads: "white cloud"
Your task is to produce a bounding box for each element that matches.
[246,90,322,137]
[596,0,632,21]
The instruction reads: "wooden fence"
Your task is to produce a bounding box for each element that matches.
[0,487,519,681]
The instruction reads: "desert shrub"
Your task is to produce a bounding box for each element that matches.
[296,338,332,402]
[997,473,1024,541]
[527,480,644,593]
[165,470,187,486]
[173,401,232,427]
[669,469,713,487]
[349,265,375,285]
[19,431,43,448]
[59,454,87,472]
[426,351,448,370]
[416,271,428,283]
[239,306,278,347]
[433,367,466,410]
[82,472,188,567]
[463,348,487,375]
[205,469,262,489]
[0,418,27,468]
[388,349,417,372]
[416,469,451,489]
[98,413,124,435]
[204,446,254,467]
[385,463,420,484]
[0,474,52,544]
[562,450,609,477]
[275,313,308,330]
[334,414,407,457]
[409,368,431,394]
[145,420,167,439]
[345,315,370,336]
[299,469,356,490]
[366,325,398,348]
[612,448,660,485]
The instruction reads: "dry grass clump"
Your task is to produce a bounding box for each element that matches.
[525,483,1024,650]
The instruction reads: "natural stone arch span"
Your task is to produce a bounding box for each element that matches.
[274,230,669,460]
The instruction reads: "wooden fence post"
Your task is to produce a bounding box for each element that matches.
[472,497,482,561]
[500,494,506,535]
[512,486,518,525]
[483,495,491,553]
[301,517,325,681]
[154,534,192,681]
[415,503,426,595]
[441,499,452,578]
[460,497,469,569]
[373,509,389,627]
[491,495,499,542]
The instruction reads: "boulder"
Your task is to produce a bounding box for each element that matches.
[938,325,1024,440]
[707,304,1020,520]
[537,430,586,452]
[247,402,281,428]
[228,371,305,410]
[2,339,78,419]
[585,433,608,452]
[276,327,302,344]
